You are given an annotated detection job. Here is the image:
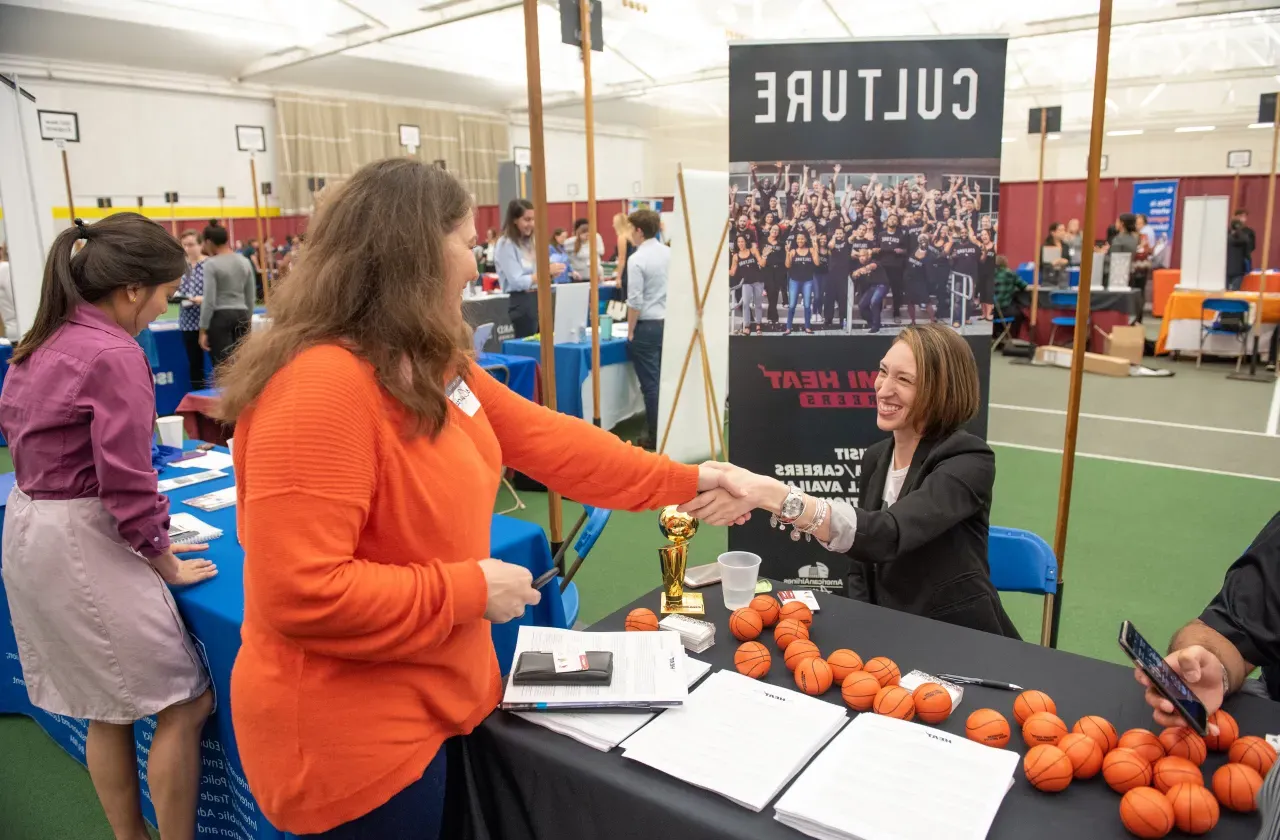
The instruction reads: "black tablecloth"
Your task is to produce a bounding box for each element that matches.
[464,294,514,352]
[453,584,1280,840]
[1016,288,1142,318]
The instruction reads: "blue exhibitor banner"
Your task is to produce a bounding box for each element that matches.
[1130,179,1178,267]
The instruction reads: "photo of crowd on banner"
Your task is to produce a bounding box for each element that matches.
[727,161,1000,337]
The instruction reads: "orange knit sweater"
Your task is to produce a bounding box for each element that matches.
[229,345,697,833]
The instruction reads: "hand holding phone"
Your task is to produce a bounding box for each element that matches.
[1120,621,1210,735]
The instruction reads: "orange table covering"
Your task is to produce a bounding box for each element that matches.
[1155,289,1280,354]
[1153,270,1279,317]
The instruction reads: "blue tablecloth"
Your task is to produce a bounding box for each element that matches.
[478,352,537,402]
[0,444,563,840]
[501,337,631,419]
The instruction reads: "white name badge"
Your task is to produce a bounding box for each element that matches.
[446,377,481,417]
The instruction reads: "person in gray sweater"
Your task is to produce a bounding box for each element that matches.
[199,223,257,369]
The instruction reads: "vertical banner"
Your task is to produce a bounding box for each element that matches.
[727,39,1007,591]
[1130,179,1178,268]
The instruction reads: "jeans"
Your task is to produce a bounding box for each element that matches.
[787,278,814,330]
[206,309,251,371]
[1227,274,1245,292]
[291,745,448,839]
[629,320,664,443]
[858,285,888,332]
[181,329,207,392]
[740,282,764,328]
[508,291,539,339]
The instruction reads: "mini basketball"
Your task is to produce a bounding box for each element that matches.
[826,649,863,683]
[1022,711,1068,748]
[1158,727,1206,766]
[624,608,659,631]
[841,671,882,711]
[1013,689,1056,726]
[1073,715,1118,754]
[1058,732,1104,779]
[774,618,809,650]
[1119,787,1175,839]
[729,608,764,642]
[1024,745,1073,793]
[912,683,952,724]
[1204,709,1238,752]
[1212,762,1262,813]
[872,685,915,721]
[1103,748,1153,794]
[734,641,771,679]
[778,600,814,627]
[1119,729,1167,766]
[783,639,821,671]
[1228,735,1277,776]
[795,657,833,696]
[1166,782,1219,835]
[1153,756,1203,794]
[749,594,780,627]
[965,709,1011,748]
[863,656,900,688]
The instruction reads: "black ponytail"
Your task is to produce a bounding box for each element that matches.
[11,213,185,364]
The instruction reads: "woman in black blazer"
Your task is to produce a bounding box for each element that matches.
[685,323,1019,639]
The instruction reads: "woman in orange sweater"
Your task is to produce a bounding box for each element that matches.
[215,159,731,838]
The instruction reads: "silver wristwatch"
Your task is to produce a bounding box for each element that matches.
[773,484,805,526]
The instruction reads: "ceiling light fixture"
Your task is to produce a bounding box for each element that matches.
[1106,129,1144,136]
[1001,136,1015,143]
[1250,122,1274,129]
[1174,125,1215,132]
[1047,133,1061,141]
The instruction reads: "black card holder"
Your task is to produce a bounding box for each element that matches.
[512,651,614,686]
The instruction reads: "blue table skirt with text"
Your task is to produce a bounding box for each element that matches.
[501,337,631,419]
[0,446,563,840]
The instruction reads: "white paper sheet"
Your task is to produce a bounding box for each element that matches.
[620,670,848,812]
[501,626,688,710]
[156,470,226,493]
[514,658,712,751]
[170,451,234,471]
[773,713,1019,840]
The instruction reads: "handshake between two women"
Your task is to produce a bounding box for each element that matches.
[685,461,823,535]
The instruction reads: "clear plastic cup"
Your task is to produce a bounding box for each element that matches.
[156,415,184,448]
[717,551,762,610]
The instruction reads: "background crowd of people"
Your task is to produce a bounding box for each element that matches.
[727,163,1000,335]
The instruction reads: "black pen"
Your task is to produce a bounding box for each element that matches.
[532,568,560,590]
[938,673,1024,692]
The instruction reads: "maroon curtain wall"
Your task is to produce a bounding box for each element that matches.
[997,174,1279,271]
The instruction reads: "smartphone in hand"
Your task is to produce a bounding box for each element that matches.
[1118,620,1208,735]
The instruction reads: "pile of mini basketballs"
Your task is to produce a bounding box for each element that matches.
[624,598,1275,837]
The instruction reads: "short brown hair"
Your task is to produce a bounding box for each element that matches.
[180,228,201,241]
[215,157,474,438]
[894,323,980,438]
[629,209,660,240]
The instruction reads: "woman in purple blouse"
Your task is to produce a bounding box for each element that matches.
[0,213,218,840]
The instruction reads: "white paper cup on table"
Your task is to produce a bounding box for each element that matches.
[717,551,762,610]
[156,415,184,448]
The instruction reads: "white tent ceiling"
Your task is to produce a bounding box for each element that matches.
[1,0,1278,132]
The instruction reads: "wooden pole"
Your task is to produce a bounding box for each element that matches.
[60,148,76,221]
[1044,0,1113,647]
[1029,110,1048,329]
[522,0,563,545]
[249,156,270,306]
[168,196,177,237]
[676,165,725,460]
[1231,169,1241,212]
[581,0,602,426]
[1254,98,1279,349]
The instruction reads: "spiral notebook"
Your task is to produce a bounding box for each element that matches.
[167,513,223,544]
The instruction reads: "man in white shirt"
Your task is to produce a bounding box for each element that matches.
[626,210,669,449]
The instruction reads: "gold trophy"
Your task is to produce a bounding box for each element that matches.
[657,506,704,614]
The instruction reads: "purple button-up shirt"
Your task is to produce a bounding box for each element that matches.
[0,303,170,557]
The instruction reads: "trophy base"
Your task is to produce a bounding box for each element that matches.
[660,592,705,615]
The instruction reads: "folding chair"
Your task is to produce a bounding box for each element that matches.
[1198,298,1251,372]
[1047,291,1085,348]
[991,300,1017,349]
[472,322,495,355]
[548,506,613,628]
[988,527,1058,596]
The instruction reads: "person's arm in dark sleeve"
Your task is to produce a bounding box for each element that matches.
[1191,513,1280,692]
[846,449,994,565]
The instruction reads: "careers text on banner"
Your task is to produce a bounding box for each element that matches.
[726,38,1008,591]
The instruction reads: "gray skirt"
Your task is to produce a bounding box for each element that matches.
[1,487,208,723]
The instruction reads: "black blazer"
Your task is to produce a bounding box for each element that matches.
[846,430,1020,639]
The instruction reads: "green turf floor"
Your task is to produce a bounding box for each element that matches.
[2,436,1275,839]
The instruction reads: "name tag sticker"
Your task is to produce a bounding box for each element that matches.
[446,377,481,417]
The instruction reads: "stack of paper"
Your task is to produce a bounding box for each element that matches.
[184,486,237,512]
[774,713,1020,840]
[167,513,224,544]
[501,626,688,711]
[157,470,226,493]
[659,615,715,653]
[620,670,848,812]
[898,670,965,712]
[514,658,712,751]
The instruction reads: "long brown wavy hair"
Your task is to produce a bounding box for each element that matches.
[215,158,474,438]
